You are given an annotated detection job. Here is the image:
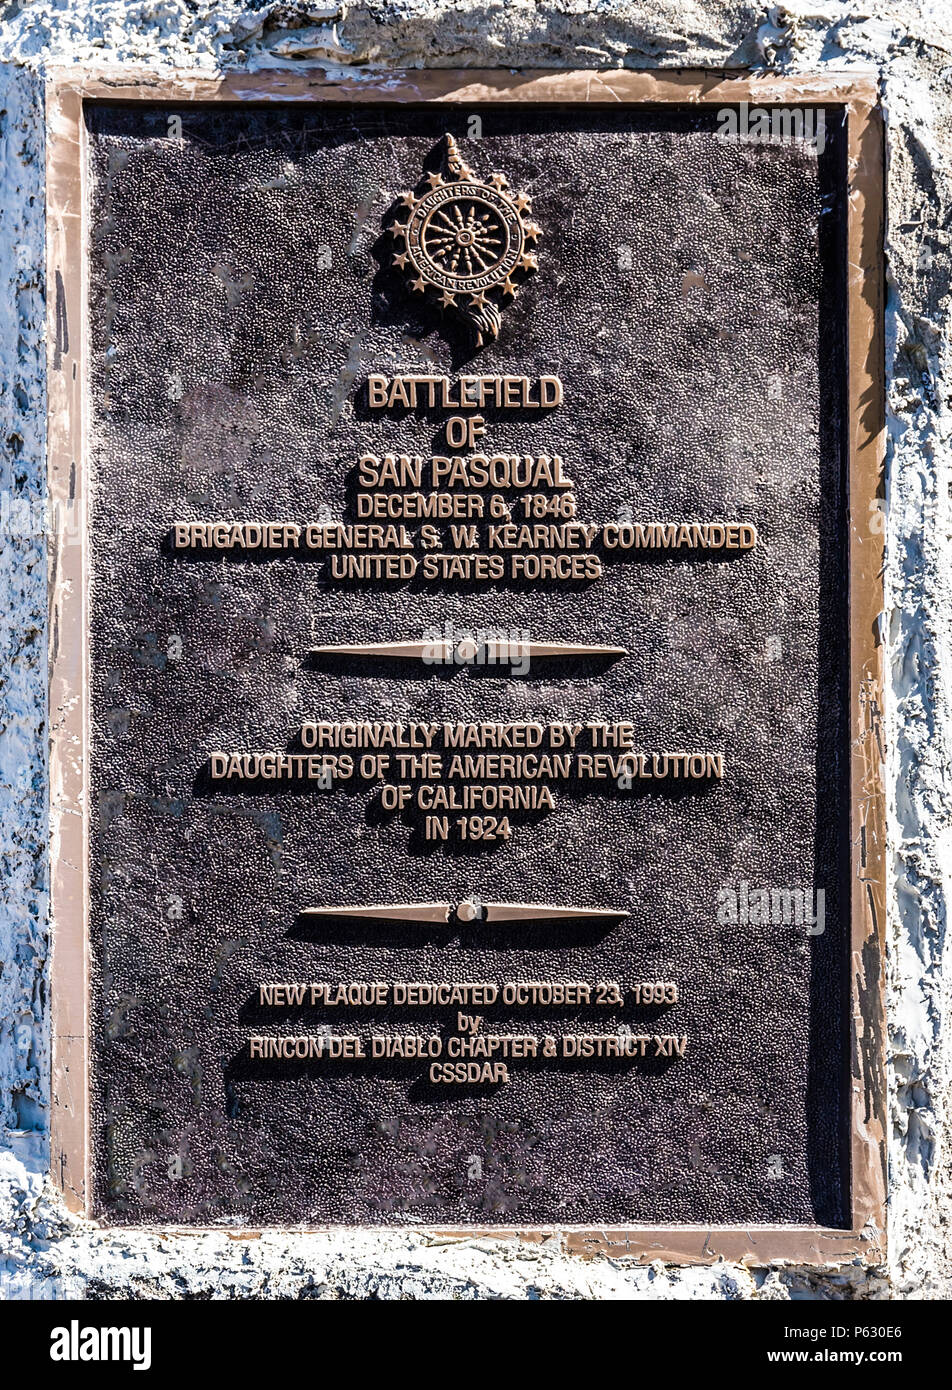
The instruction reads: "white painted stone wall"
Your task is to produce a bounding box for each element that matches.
[1,0,949,1299]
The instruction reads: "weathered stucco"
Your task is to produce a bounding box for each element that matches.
[1,0,950,1298]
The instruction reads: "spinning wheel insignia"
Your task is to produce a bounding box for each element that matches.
[387,134,542,348]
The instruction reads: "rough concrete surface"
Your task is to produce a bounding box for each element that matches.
[0,0,950,1298]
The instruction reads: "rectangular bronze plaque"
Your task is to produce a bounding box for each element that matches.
[47,71,885,1261]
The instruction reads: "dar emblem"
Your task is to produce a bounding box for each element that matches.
[387,134,542,348]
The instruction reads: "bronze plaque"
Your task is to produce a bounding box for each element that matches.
[47,72,885,1259]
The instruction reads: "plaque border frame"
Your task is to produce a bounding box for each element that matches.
[45,67,886,1265]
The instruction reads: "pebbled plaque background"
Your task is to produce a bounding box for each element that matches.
[85,101,849,1227]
